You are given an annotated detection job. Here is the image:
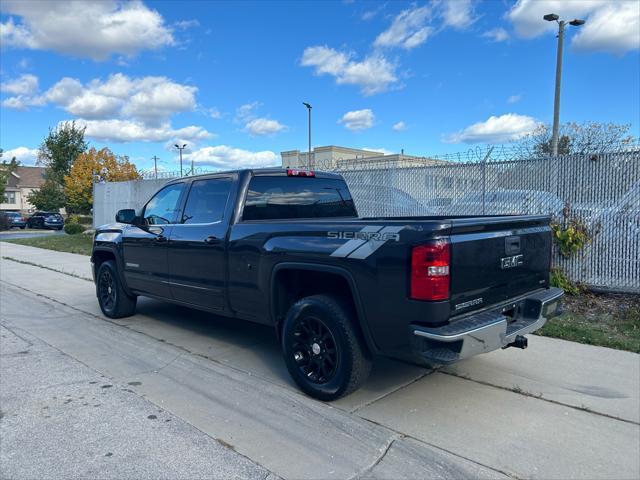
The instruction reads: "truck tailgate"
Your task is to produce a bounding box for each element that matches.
[448,215,552,316]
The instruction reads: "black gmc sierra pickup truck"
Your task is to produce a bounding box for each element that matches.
[92,168,563,400]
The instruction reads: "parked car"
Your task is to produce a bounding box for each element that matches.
[27,211,64,230]
[92,168,562,400]
[1,211,27,229]
[444,190,564,217]
[348,184,433,216]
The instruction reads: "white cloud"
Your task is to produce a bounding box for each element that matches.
[121,77,197,124]
[507,94,522,104]
[235,102,261,123]
[245,118,287,136]
[65,91,122,119]
[44,77,84,105]
[482,27,509,42]
[572,2,640,54]
[507,0,639,54]
[338,109,375,131]
[374,5,433,50]
[173,19,199,30]
[1,73,199,124]
[392,121,407,131]
[0,0,174,60]
[71,119,213,143]
[2,146,38,165]
[207,107,222,119]
[301,46,398,95]
[183,145,279,169]
[0,73,38,95]
[234,101,286,136]
[445,113,540,144]
[441,0,477,30]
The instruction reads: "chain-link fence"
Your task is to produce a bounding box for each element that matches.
[336,150,640,293]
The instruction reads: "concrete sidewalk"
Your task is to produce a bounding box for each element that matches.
[1,244,639,479]
[0,324,272,480]
[0,241,92,280]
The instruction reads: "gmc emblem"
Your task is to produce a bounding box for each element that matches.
[501,254,524,269]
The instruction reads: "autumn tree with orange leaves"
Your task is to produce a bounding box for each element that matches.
[64,147,141,214]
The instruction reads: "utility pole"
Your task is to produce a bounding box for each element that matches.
[544,14,585,156]
[303,102,312,169]
[151,155,159,179]
[174,143,187,177]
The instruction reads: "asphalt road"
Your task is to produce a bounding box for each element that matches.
[0,244,639,479]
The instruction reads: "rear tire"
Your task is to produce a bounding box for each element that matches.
[96,260,137,318]
[281,294,372,401]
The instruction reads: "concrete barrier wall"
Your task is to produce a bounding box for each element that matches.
[93,179,168,228]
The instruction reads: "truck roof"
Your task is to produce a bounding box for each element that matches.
[166,168,344,183]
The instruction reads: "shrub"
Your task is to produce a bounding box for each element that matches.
[550,267,580,295]
[64,222,84,235]
[76,215,93,226]
[551,218,590,258]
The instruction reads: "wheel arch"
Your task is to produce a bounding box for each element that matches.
[92,246,132,295]
[270,262,378,355]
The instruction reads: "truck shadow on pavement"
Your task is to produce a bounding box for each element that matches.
[129,296,429,406]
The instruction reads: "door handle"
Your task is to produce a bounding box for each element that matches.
[204,236,218,245]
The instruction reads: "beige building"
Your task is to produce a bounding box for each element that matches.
[1,166,46,213]
[281,145,446,170]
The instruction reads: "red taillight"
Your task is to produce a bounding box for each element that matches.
[287,169,315,177]
[410,240,450,301]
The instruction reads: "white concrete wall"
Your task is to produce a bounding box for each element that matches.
[93,179,169,228]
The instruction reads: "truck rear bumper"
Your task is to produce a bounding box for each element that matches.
[410,287,563,364]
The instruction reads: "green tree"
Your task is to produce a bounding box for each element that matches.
[0,149,20,200]
[37,121,88,186]
[27,178,66,211]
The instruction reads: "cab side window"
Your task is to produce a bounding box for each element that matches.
[181,178,232,224]
[143,183,184,225]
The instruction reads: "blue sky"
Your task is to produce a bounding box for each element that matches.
[1,0,638,172]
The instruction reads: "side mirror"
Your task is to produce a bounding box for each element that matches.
[116,209,136,224]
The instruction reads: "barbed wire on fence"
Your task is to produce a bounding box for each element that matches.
[134,142,640,180]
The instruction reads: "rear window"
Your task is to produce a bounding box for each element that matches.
[243,176,357,220]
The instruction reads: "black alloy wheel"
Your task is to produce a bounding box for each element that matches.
[96,260,137,318]
[291,316,339,384]
[282,294,372,400]
[98,268,116,313]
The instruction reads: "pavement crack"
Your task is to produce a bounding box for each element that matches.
[348,433,401,480]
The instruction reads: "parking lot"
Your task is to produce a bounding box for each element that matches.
[1,242,639,479]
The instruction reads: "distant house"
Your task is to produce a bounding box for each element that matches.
[1,166,46,213]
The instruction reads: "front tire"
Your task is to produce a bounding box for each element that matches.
[97,260,137,318]
[281,294,372,401]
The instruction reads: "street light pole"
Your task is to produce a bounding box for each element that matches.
[151,155,159,179]
[303,102,312,169]
[551,20,565,157]
[174,143,187,177]
[544,14,585,156]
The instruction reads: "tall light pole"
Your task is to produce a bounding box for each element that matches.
[544,13,585,156]
[151,155,159,179]
[174,143,187,177]
[302,102,312,169]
